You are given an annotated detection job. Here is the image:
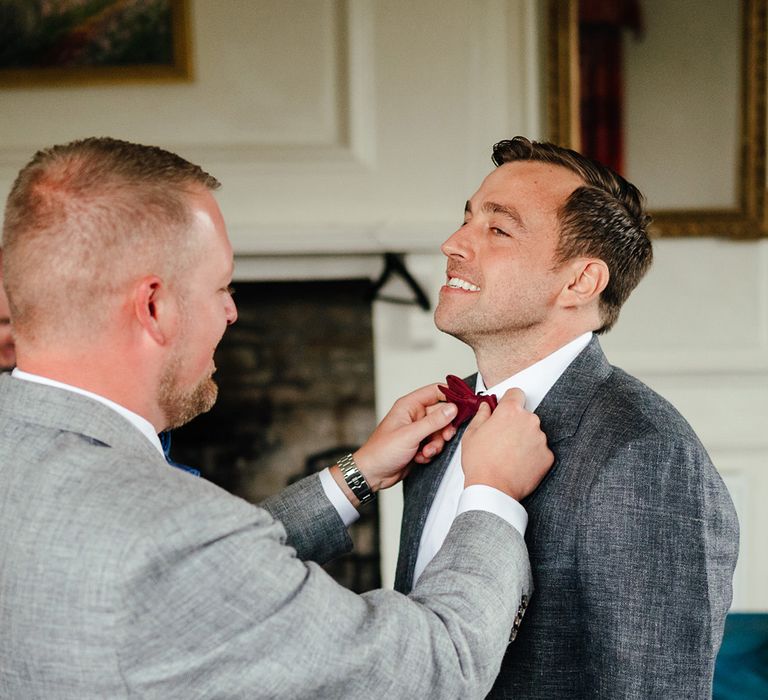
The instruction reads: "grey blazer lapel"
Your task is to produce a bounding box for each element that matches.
[0,374,163,465]
[535,336,612,442]
[394,420,468,593]
[525,336,613,502]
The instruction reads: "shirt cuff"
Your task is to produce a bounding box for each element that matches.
[318,467,360,527]
[457,484,527,538]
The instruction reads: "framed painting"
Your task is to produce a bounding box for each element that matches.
[0,0,191,87]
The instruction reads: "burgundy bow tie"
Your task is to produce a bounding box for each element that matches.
[439,375,498,429]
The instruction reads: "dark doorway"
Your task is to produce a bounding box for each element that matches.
[170,278,380,592]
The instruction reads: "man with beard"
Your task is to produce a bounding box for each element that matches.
[0,137,554,699]
[394,137,739,698]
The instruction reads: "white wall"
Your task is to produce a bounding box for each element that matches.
[0,0,764,609]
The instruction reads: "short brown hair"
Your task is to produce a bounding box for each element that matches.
[2,137,220,342]
[492,136,652,333]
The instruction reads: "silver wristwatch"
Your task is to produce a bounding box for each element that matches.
[338,453,375,505]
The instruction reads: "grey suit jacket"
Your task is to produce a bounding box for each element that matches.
[395,337,739,699]
[0,374,533,699]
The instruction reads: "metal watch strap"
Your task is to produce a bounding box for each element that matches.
[338,453,375,505]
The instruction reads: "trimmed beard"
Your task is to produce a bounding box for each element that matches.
[158,353,219,430]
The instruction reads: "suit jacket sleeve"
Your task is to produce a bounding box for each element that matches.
[261,473,352,564]
[578,428,739,698]
[116,494,533,699]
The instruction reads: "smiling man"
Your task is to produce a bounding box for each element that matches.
[394,136,740,699]
[0,137,559,698]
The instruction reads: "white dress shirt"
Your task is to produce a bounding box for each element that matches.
[412,332,593,585]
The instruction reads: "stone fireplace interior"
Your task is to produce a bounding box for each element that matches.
[170,278,380,592]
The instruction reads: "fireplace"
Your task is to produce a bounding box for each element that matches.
[170,278,380,592]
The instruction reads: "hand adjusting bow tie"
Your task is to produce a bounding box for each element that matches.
[439,375,498,429]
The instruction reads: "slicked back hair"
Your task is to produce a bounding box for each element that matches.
[2,137,220,342]
[492,136,652,333]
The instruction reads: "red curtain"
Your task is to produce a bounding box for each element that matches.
[578,0,643,174]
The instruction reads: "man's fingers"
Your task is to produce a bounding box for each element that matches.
[401,402,457,445]
[421,435,445,459]
[463,401,492,438]
[425,402,448,416]
[498,387,526,407]
[441,424,456,442]
[393,382,450,421]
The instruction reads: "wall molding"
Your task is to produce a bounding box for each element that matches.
[0,0,377,174]
[179,0,378,170]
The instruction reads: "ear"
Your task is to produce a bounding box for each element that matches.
[131,276,177,346]
[558,259,609,309]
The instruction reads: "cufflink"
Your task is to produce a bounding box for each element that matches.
[508,594,529,643]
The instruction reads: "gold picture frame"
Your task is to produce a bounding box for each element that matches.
[547,0,767,239]
[0,0,191,87]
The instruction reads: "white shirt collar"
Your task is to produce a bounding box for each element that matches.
[476,332,593,412]
[11,368,164,456]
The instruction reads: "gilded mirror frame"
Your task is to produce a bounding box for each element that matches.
[547,0,767,239]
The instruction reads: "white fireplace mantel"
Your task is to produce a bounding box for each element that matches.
[231,223,449,282]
